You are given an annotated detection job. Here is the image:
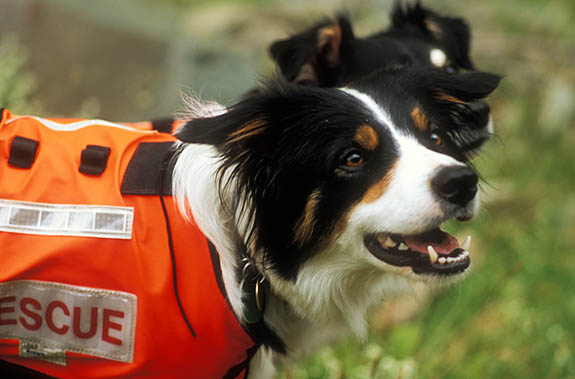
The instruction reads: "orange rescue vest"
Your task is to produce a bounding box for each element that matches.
[0,109,257,378]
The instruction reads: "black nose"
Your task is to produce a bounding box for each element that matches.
[468,101,490,129]
[432,166,478,207]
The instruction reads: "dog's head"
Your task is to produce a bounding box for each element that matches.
[269,2,474,87]
[176,65,500,287]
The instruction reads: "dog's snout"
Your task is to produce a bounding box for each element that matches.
[431,166,478,207]
[468,101,490,128]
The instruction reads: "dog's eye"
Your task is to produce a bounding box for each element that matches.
[430,132,442,146]
[445,65,457,75]
[345,152,365,168]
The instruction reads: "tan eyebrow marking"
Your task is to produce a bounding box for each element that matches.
[437,93,468,104]
[293,189,322,247]
[353,125,379,151]
[410,106,429,132]
[425,19,442,35]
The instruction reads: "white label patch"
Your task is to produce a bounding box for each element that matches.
[0,280,137,363]
[20,340,67,366]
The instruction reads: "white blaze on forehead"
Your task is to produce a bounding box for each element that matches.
[430,48,447,67]
[340,88,394,128]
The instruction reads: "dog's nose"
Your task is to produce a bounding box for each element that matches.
[431,166,478,207]
[468,101,490,128]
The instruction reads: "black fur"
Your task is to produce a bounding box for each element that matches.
[176,65,500,279]
[269,2,475,87]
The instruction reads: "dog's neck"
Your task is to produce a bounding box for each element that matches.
[172,143,414,363]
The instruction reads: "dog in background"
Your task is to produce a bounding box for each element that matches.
[269,1,475,87]
[134,2,481,134]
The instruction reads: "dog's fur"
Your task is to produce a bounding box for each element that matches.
[269,1,474,87]
[173,64,500,377]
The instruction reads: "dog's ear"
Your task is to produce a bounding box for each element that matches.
[176,114,232,146]
[269,15,354,86]
[391,1,474,70]
[426,13,474,71]
[434,71,501,102]
[176,92,275,155]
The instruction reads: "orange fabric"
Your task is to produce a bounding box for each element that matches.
[0,109,255,378]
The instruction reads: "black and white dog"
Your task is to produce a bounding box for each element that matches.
[173,64,500,376]
[269,1,475,87]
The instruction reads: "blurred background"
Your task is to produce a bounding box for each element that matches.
[0,0,572,377]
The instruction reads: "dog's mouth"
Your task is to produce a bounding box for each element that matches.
[364,228,471,275]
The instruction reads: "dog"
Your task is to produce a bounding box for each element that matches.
[0,63,499,377]
[269,1,475,87]
[173,64,500,376]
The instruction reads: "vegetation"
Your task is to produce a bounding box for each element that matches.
[0,35,38,114]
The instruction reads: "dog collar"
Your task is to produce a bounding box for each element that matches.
[239,257,267,324]
[207,241,286,354]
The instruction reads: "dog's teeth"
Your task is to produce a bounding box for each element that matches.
[398,242,408,251]
[377,235,396,249]
[377,235,387,245]
[439,257,446,264]
[461,235,471,251]
[385,238,397,248]
[427,245,438,264]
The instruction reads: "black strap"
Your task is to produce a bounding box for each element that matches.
[223,344,260,379]
[121,142,174,195]
[8,136,39,169]
[0,359,55,378]
[150,117,175,133]
[79,145,110,176]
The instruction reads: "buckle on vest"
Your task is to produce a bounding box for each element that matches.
[8,136,39,169]
[79,145,111,176]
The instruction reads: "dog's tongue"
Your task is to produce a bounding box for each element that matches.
[404,229,459,254]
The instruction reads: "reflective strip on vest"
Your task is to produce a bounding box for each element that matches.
[0,199,133,239]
